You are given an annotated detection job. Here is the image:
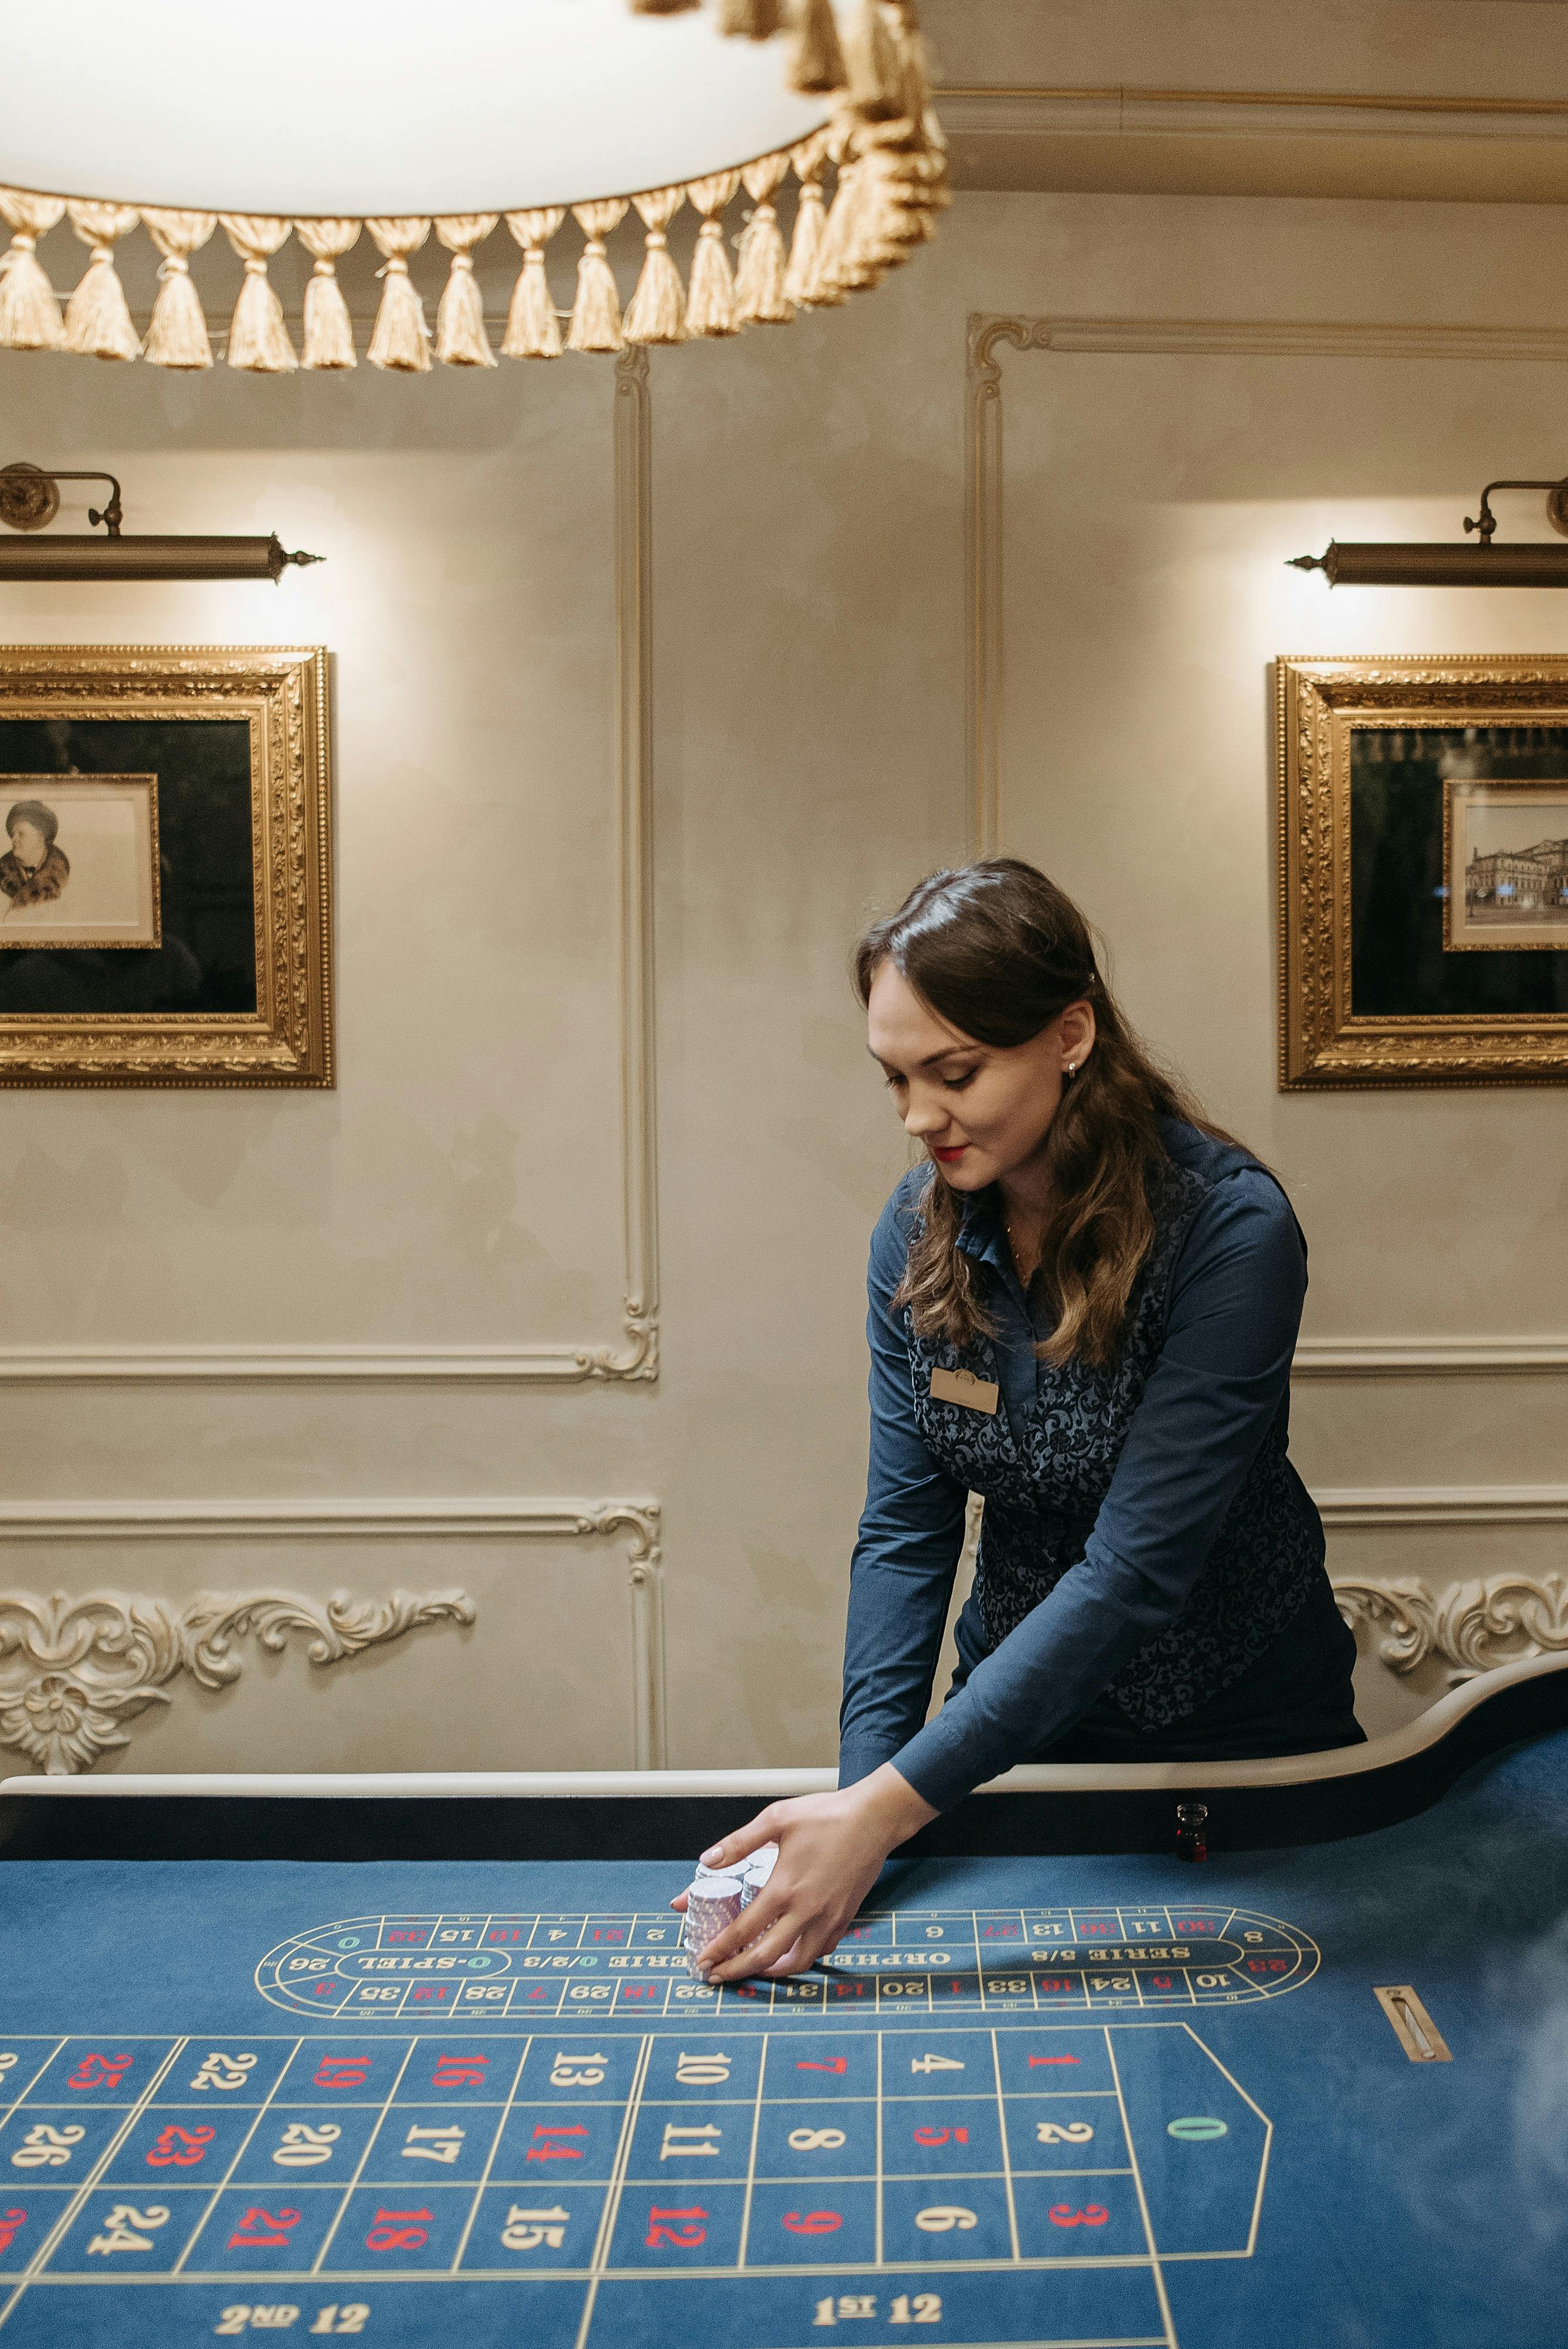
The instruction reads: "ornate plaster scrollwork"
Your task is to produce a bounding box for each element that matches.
[0,1587,475,1775]
[1333,1574,1568,1683]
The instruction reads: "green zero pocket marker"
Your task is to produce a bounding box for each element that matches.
[1167,2116,1228,2140]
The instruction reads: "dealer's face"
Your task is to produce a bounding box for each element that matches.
[866,960,1092,1194]
[8,820,46,870]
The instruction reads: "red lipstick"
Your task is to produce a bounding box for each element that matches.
[931,1144,967,1164]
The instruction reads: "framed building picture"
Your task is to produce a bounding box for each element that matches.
[0,646,332,1086]
[1277,656,1568,1088]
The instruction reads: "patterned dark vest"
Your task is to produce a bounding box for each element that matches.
[904,1160,1322,1733]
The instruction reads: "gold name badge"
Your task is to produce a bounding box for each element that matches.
[930,1366,1000,1416]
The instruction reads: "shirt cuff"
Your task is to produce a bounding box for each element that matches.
[883,1713,988,1815]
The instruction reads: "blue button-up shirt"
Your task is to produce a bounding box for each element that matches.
[837,1124,1318,1809]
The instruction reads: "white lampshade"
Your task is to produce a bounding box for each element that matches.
[2,0,830,217]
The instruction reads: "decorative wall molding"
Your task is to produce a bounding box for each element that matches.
[1295,1338,1568,1379]
[0,349,659,1389]
[938,84,1568,204]
[0,1588,476,1776]
[1334,1573,1568,1683]
[965,309,1568,850]
[613,344,660,1381]
[0,1347,646,1384]
[941,86,1568,137]
[0,1498,666,1771]
[1316,1486,1568,1530]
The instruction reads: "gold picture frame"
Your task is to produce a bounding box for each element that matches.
[0,645,331,1087]
[1277,656,1568,1089]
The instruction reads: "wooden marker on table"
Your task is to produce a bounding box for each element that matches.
[1374,1985,1452,2063]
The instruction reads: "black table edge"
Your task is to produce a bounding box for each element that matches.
[1,1666,1563,1860]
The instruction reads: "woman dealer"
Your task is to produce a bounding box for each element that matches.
[692,858,1361,1981]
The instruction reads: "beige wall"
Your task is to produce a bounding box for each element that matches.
[1,174,1564,1772]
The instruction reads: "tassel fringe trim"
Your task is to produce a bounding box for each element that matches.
[0,25,948,375]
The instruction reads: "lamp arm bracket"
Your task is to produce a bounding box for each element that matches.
[1464,476,1568,545]
[0,465,123,537]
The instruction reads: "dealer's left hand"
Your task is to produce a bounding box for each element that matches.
[670,1765,938,1981]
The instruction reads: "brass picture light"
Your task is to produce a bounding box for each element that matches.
[1289,476,1568,587]
[0,462,323,581]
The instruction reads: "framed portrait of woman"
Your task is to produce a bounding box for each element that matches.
[0,646,331,1086]
[1277,655,1568,1087]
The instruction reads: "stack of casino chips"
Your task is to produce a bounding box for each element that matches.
[682,1842,779,1972]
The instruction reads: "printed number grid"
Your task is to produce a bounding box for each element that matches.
[256,1906,1319,2023]
[0,2022,1271,2317]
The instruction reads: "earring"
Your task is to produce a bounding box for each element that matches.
[1064,1062,1076,1077]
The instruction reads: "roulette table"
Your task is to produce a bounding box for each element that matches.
[0,1656,1563,2349]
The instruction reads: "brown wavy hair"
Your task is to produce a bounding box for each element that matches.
[854,859,1238,1371]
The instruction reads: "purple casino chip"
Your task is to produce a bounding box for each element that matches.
[683,1876,745,1970]
[738,1842,779,1909]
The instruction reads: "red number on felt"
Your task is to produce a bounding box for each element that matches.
[67,2055,133,2092]
[1048,2205,1109,2228]
[644,2205,707,2248]
[314,2059,371,2090]
[527,2127,588,2164]
[782,2211,842,2235]
[432,2057,487,2086]
[0,2210,26,2252]
[365,2208,433,2251]
[912,2127,968,2147]
[147,2125,216,2168]
[227,2206,302,2248]
[1028,2055,1078,2066]
[796,2060,847,2073]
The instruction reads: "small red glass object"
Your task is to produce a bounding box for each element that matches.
[1176,1802,1209,1863]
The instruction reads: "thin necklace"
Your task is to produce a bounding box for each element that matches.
[1005,1210,1040,1280]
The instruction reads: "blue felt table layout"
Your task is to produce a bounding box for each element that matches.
[1,1730,1566,2348]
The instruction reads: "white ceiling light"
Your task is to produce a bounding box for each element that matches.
[0,0,945,374]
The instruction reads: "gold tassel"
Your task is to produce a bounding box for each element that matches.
[0,190,66,352]
[501,209,565,358]
[435,214,499,366]
[850,132,946,274]
[628,0,700,10]
[684,171,741,338]
[622,187,687,346]
[63,201,141,361]
[784,134,831,304]
[817,151,883,297]
[787,0,847,91]
[295,219,359,369]
[141,209,217,369]
[790,133,844,307]
[841,0,904,118]
[366,218,432,372]
[566,200,627,353]
[719,0,783,31]
[220,215,298,371]
[734,154,793,326]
